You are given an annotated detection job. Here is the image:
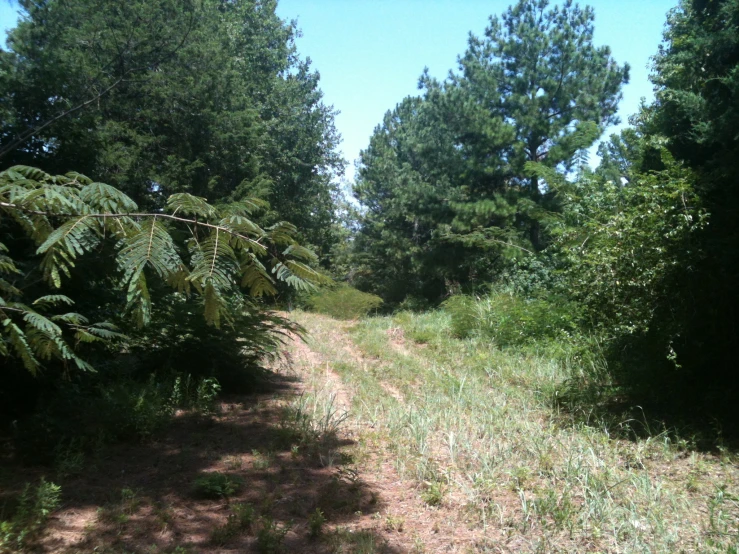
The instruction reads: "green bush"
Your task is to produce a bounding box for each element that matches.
[443,291,580,347]
[0,478,61,553]
[191,473,244,499]
[307,285,383,319]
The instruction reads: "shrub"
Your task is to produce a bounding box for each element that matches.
[308,508,326,538]
[443,291,580,347]
[307,285,383,320]
[14,373,222,465]
[256,517,288,553]
[0,478,61,553]
[210,503,255,545]
[191,473,244,499]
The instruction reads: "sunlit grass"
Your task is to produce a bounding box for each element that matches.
[290,309,739,553]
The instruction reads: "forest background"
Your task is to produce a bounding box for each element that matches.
[0,0,738,549]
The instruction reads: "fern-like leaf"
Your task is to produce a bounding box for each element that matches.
[267,221,298,245]
[283,244,318,264]
[240,258,277,297]
[117,217,182,284]
[3,318,40,375]
[33,295,75,308]
[79,182,138,213]
[166,193,218,219]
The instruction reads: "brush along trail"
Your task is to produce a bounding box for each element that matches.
[284,310,739,554]
[31,310,739,553]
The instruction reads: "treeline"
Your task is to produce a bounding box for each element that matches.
[0,0,342,485]
[345,0,739,431]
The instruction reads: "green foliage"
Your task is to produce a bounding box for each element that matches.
[169,374,221,415]
[307,285,383,320]
[256,517,288,554]
[191,473,244,500]
[0,478,61,553]
[13,372,221,463]
[307,508,326,538]
[634,0,739,415]
[351,0,629,303]
[123,294,299,394]
[554,155,706,341]
[210,502,256,545]
[443,291,580,347]
[421,481,445,507]
[0,0,344,256]
[0,166,325,376]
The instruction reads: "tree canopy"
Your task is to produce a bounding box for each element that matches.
[0,0,344,255]
[352,0,629,303]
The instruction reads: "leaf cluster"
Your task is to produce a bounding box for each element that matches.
[0,166,327,375]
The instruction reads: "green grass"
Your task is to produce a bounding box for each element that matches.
[290,309,739,553]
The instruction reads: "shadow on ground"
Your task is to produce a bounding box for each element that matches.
[4,371,399,553]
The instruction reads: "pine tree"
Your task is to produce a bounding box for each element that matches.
[351,0,629,302]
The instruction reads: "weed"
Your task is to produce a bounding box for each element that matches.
[224,455,243,470]
[384,513,404,532]
[510,466,532,491]
[308,508,326,538]
[210,502,256,545]
[307,285,383,320]
[232,502,256,528]
[421,480,445,506]
[533,489,576,529]
[252,449,274,470]
[0,478,61,553]
[256,517,288,553]
[191,472,244,499]
[327,527,382,553]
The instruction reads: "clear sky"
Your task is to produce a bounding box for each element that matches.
[0,0,678,178]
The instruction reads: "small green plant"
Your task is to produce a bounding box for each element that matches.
[191,473,244,499]
[210,502,256,545]
[421,481,445,507]
[252,449,274,470]
[384,513,404,532]
[533,489,576,529]
[232,503,256,529]
[256,517,288,553]
[308,508,326,538]
[307,285,383,320]
[98,487,142,526]
[0,478,61,552]
[224,455,243,470]
[326,527,381,553]
[279,391,349,448]
[169,374,222,414]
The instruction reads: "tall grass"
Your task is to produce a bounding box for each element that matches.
[291,310,739,553]
[306,285,383,320]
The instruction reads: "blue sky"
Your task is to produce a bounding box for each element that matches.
[0,0,677,178]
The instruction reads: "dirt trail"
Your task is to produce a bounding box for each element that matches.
[285,313,496,554]
[20,312,491,553]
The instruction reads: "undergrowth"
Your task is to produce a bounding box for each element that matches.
[292,309,739,553]
[0,479,61,553]
[306,285,383,320]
